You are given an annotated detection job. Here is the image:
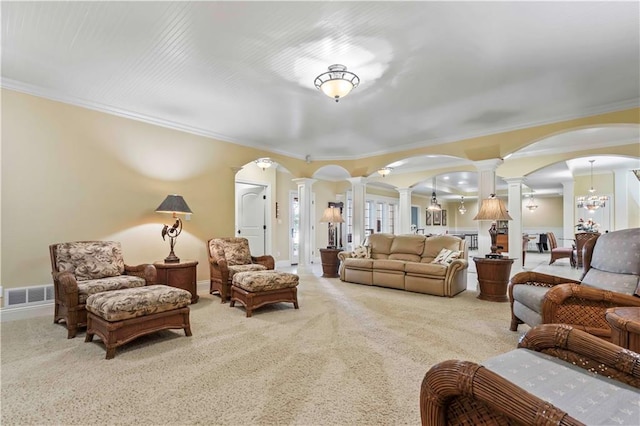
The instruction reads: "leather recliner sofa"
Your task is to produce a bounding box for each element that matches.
[338,233,468,297]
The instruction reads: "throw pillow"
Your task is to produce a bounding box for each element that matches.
[431,248,452,265]
[351,245,370,259]
[440,250,462,265]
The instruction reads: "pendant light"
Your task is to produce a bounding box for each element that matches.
[458,197,467,214]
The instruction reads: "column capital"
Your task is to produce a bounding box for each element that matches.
[292,178,317,187]
[504,177,526,185]
[396,187,413,195]
[474,158,503,172]
[347,176,368,185]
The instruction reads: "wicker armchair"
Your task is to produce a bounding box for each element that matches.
[572,231,600,268]
[207,237,275,303]
[420,324,640,426]
[509,228,640,339]
[547,231,575,267]
[50,241,156,338]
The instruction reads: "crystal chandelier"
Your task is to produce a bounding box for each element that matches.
[314,64,360,102]
[576,160,608,211]
[526,194,538,211]
[457,197,467,214]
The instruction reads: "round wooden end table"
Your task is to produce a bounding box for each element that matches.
[605,307,640,352]
[472,257,515,302]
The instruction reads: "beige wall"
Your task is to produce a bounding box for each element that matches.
[2,88,637,295]
[522,197,564,228]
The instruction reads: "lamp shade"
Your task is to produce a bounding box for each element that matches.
[320,207,344,223]
[155,195,192,214]
[473,194,512,221]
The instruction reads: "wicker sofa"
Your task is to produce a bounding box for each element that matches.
[421,324,640,425]
[338,233,468,297]
[509,227,640,339]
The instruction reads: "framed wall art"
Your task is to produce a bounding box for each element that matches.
[433,210,442,226]
[426,210,432,226]
[442,210,447,226]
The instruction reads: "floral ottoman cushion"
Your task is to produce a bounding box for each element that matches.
[232,271,299,292]
[86,285,191,322]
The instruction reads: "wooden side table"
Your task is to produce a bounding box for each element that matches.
[605,307,640,352]
[154,260,199,304]
[473,257,515,302]
[319,248,341,278]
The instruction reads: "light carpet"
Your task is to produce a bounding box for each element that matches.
[1,268,529,425]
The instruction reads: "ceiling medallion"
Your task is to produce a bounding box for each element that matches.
[314,64,360,102]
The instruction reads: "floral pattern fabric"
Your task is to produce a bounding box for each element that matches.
[77,275,146,304]
[209,238,253,266]
[351,245,370,259]
[55,241,125,281]
[86,285,191,322]
[233,271,299,292]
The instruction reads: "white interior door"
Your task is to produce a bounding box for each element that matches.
[236,183,266,256]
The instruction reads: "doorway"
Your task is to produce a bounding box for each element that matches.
[236,182,268,256]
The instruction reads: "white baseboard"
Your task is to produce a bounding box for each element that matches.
[1,301,53,322]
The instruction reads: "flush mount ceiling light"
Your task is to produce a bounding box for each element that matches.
[576,159,608,211]
[458,197,467,214]
[377,167,392,177]
[254,158,274,171]
[314,64,360,102]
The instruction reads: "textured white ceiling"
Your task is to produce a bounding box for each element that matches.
[2,1,639,195]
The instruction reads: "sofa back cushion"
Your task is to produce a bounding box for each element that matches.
[387,235,426,262]
[421,235,465,263]
[209,237,252,266]
[581,228,640,295]
[368,233,396,259]
[56,241,125,281]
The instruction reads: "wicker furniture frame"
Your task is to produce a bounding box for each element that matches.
[509,236,640,339]
[230,286,299,317]
[547,231,575,267]
[572,232,600,268]
[49,242,157,339]
[420,324,640,426]
[86,307,191,359]
[207,237,275,303]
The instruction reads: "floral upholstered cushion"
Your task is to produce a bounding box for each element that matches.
[233,271,299,292]
[77,275,146,304]
[228,263,267,279]
[351,245,370,259]
[431,248,460,265]
[223,239,252,266]
[85,285,191,322]
[56,241,125,281]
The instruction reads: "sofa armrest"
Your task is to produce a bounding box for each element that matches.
[252,255,275,270]
[53,271,80,308]
[540,284,640,338]
[337,251,352,262]
[124,264,157,285]
[519,323,640,387]
[420,359,581,426]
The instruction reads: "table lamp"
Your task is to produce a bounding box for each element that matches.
[155,194,192,263]
[320,207,344,249]
[473,194,512,259]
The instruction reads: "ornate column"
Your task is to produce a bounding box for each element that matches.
[474,159,503,256]
[347,177,367,248]
[397,187,413,235]
[292,178,316,273]
[505,177,525,274]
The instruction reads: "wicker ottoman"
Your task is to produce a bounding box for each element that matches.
[231,271,299,317]
[85,285,192,359]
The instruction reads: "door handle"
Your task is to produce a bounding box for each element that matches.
[237,229,241,235]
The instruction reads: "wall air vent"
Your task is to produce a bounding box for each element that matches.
[4,285,55,307]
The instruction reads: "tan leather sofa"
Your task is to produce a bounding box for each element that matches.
[338,233,468,297]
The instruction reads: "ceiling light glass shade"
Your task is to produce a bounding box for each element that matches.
[427,192,442,211]
[314,64,360,102]
[458,197,467,214]
[577,159,608,211]
[377,167,392,177]
[526,194,538,211]
[255,158,273,171]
